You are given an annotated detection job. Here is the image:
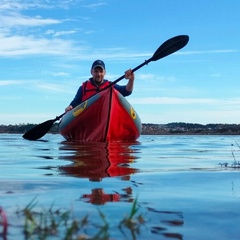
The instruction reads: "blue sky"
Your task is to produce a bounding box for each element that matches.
[1,0,240,125]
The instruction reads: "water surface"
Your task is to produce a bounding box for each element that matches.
[0,134,240,239]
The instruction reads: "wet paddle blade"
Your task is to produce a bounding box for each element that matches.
[151,35,189,61]
[22,119,55,140]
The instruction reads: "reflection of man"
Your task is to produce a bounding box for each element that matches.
[81,188,120,205]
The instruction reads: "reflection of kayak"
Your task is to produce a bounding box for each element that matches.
[59,87,142,142]
[58,141,139,180]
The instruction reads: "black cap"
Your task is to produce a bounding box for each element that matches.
[91,60,105,70]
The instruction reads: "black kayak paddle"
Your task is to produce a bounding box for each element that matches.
[22,113,65,140]
[22,34,189,141]
[109,34,189,87]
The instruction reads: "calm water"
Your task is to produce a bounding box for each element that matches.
[0,134,240,239]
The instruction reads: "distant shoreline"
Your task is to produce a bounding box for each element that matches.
[1,122,240,135]
[141,123,240,135]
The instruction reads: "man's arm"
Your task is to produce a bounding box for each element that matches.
[125,69,135,92]
[65,86,83,112]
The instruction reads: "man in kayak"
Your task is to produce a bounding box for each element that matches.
[65,60,135,112]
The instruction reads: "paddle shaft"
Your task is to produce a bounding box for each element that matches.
[108,35,189,88]
[109,59,151,87]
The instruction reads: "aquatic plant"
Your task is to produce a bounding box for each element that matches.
[3,197,145,240]
[16,197,85,239]
[232,141,240,168]
[118,197,145,239]
[219,141,240,168]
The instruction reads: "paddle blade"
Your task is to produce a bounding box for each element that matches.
[151,35,189,61]
[22,119,56,140]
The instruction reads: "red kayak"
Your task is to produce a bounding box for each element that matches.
[59,87,142,142]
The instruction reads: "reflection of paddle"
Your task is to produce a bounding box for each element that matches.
[23,35,189,141]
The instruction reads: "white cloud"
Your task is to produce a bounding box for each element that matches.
[0,2,79,57]
[181,49,238,55]
[0,35,76,56]
[137,73,176,83]
[0,13,60,28]
[52,72,70,77]
[34,82,73,93]
[0,80,27,86]
[131,97,240,107]
[140,108,240,125]
[0,113,54,125]
[45,30,77,37]
[0,2,30,10]
[0,0,80,11]
[83,2,107,9]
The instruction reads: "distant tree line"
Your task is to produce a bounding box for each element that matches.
[1,122,240,135]
[141,123,240,135]
[0,123,59,134]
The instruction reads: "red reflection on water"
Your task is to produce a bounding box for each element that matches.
[80,186,134,205]
[58,141,140,180]
[58,141,139,205]
[0,207,8,239]
[81,188,120,205]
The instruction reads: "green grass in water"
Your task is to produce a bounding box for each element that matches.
[10,196,145,240]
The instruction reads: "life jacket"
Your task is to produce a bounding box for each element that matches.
[81,79,111,102]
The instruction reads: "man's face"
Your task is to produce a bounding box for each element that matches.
[91,67,105,84]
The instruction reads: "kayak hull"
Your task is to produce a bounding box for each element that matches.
[59,88,142,142]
